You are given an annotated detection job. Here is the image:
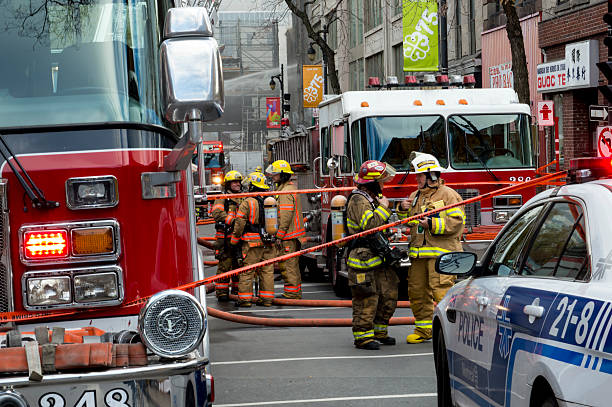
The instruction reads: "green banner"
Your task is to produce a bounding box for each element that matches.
[403,0,439,72]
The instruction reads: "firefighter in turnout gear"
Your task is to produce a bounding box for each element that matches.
[266,160,305,299]
[346,160,400,350]
[231,172,277,307]
[397,152,465,343]
[211,170,244,302]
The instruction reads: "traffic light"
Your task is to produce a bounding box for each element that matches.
[283,93,290,113]
[597,12,612,102]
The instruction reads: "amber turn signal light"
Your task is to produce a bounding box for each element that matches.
[71,227,114,256]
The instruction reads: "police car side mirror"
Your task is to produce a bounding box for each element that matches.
[435,252,477,276]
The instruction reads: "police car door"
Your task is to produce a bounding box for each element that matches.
[447,203,546,407]
[496,198,592,407]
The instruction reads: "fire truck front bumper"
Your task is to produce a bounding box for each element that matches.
[0,356,213,407]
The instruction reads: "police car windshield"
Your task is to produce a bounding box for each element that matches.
[448,114,534,169]
[365,115,447,171]
[0,0,164,129]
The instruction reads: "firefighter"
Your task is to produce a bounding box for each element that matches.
[211,170,244,302]
[397,152,465,344]
[254,165,263,173]
[231,172,277,307]
[346,160,399,350]
[265,159,305,299]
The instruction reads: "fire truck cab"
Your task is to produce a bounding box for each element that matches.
[270,88,536,295]
[0,1,222,405]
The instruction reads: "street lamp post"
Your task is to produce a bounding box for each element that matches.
[306,25,327,95]
[269,64,285,120]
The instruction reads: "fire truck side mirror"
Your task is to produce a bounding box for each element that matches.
[331,123,345,156]
[160,7,224,124]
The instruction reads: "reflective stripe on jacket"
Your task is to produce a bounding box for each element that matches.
[233,198,263,247]
[346,190,390,270]
[397,183,465,258]
[275,181,305,240]
[212,196,242,241]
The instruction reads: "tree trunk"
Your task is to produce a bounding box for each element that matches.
[284,0,341,94]
[501,0,530,105]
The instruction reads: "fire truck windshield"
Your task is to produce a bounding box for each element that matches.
[448,113,533,169]
[0,0,164,129]
[364,115,447,171]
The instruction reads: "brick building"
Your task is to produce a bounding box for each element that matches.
[537,0,608,167]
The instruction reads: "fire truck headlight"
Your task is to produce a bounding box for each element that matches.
[74,272,119,303]
[26,276,71,306]
[138,290,206,359]
[212,176,223,185]
[66,176,118,209]
[493,210,511,224]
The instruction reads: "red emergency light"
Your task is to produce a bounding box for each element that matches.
[24,230,68,259]
[368,77,381,87]
[202,141,223,153]
[404,75,418,86]
[568,157,612,184]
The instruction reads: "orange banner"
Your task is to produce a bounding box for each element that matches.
[303,65,324,108]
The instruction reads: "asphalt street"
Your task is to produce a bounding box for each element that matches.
[200,226,438,406]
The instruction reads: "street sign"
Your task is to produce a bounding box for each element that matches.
[590,105,609,122]
[538,101,554,126]
[597,126,612,157]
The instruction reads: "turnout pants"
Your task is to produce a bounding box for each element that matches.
[215,243,239,297]
[408,258,456,338]
[278,239,302,298]
[350,267,399,345]
[237,244,276,304]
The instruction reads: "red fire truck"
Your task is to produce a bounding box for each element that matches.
[0,2,221,406]
[269,85,537,295]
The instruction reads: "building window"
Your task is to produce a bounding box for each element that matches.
[349,0,364,47]
[469,0,476,54]
[393,44,404,79]
[327,15,338,51]
[394,0,402,16]
[455,0,462,58]
[366,52,384,82]
[350,59,364,90]
[365,0,382,31]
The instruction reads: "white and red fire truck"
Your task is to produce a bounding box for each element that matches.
[0,2,221,406]
[269,84,537,295]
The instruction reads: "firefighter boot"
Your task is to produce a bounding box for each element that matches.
[375,336,396,345]
[217,294,230,302]
[235,300,252,308]
[354,339,380,350]
[406,333,432,344]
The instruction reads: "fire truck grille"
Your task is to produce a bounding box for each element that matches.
[0,264,7,313]
[0,180,11,315]
[457,189,481,229]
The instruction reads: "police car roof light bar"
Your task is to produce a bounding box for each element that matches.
[568,157,612,184]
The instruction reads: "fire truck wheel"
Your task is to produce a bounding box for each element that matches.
[327,247,349,298]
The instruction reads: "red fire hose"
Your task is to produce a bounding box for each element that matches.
[206,307,415,327]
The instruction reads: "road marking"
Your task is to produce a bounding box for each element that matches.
[213,393,437,406]
[212,352,433,365]
[220,307,345,314]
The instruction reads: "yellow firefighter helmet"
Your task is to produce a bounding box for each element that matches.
[223,170,243,184]
[248,172,270,190]
[266,159,294,175]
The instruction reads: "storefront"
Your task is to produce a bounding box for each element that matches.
[538,2,608,168]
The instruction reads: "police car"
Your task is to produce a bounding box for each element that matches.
[432,157,612,407]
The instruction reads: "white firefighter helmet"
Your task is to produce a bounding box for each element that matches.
[409,152,445,175]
